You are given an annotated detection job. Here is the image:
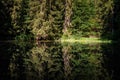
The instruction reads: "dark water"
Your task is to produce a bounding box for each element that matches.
[0,41,120,80]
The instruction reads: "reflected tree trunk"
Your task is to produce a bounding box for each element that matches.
[62,45,72,80]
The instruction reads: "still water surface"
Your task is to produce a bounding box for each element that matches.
[0,41,120,80]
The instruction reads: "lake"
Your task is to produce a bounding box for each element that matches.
[0,41,120,80]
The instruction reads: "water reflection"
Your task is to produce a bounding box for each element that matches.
[62,43,108,80]
[0,41,120,80]
[101,43,120,80]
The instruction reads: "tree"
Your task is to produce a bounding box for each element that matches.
[29,0,64,40]
[96,0,114,39]
[11,0,31,38]
[72,0,100,38]
[63,0,72,37]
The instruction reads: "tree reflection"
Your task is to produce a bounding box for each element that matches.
[0,42,13,80]
[9,41,33,80]
[101,43,120,80]
[0,41,115,80]
[19,42,64,80]
[62,43,111,80]
[62,44,72,80]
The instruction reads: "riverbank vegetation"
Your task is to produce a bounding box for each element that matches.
[61,37,111,44]
[0,0,120,42]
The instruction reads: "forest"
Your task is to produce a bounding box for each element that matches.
[0,0,120,41]
[1,0,120,80]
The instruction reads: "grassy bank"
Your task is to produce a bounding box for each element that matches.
[60,37,111,44]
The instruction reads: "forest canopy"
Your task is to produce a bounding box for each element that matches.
[0,0,119,41]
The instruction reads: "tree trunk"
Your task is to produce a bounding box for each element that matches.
[63,0,72,35]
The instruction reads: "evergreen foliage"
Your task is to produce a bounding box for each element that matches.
[0,0,119,41]
[29,0,64,40]
[72,0,107,38]
[97,0,114,39]
[11,0,33,40]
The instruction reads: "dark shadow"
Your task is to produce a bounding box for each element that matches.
[101,0,120,41]
[0,42,13,80]
[112,0,120,41]
[0,41,33,80]
[101,43,120,80]
[0,1,14,40]
[101,1,120,79]
[100,3,113,40]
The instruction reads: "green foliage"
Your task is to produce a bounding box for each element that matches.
[7,41,112,80]
[61,42,112,80]
[49,0,64,39]
[15,33,34,41]
[11,0,33,40]
[96,0,114,40]
[29,0,64,40]
[0,0,119,41]
[72,0,101,37]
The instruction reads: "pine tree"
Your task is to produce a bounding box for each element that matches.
[29,0,65,40]
[11,0,30,36]
[29,0,47,39]
[96,0,113,39]
[48,0,65,39]
[72,0,98,37]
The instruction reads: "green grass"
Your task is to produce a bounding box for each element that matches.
[60,37,111,44]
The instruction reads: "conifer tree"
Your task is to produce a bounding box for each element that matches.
[29,0,64,40]
[29,0,48,39]
[11,0,30,36]
[96,0,113,39]
[72,0,98,37]
[49,0,65,39]
[0,0,116,40]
